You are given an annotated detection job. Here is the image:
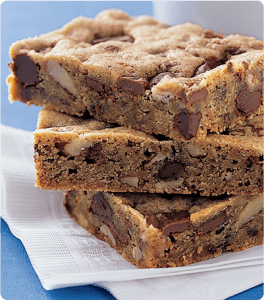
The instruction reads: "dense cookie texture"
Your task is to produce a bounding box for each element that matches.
[34,109,263,196]
[64,190,263,268]
[226,115,263,137]
[8,9,263,140]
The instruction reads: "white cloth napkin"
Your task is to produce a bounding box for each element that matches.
[1,124,263,300]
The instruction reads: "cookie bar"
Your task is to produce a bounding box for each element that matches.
[34,109,263,196]
[64,190,263,268]
[8,9,263,140]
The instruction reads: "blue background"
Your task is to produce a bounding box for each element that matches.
[1,2,263,299]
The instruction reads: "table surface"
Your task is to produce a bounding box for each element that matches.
[1,2,263,299]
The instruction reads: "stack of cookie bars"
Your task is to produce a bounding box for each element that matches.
[7,10,263,268]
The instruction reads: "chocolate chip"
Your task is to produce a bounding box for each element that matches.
[90,192,113,219]
[105,220,128,245]
[104,45,120,52]
[14,54,38,86]
[149,72,178,87]
[225,46,246,58]
[194,62,211,76]
[163,218,192,235]
[236,88,262,116]
[91,35,134,45]
[116,77,149,96]
[198,213,226,233]
[174,109,202,139]
[147,210,192,235]
[16,83,37,103]
[85,76,104,92]
[159,161,183,179]
[179,90,187,103]
[247,228,258,237]
[188,89,208,104]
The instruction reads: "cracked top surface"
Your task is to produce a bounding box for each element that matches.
[10,9,263,80]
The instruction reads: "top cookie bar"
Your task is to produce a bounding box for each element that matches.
[7,9,263,140]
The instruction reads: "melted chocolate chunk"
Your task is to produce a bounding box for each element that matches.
[85,76,104,92]
[147,211,192,235]
[188,89,208,104]
[174,109,202,139]
[14,54,38,86]
[91,35,134,45]
[116,77,149,96]
[225,46,246,58]
[90,192,113,219]
[159,162,183,179]
[198,213,226,233]
[149,72,178,87]
[163,219,192,235]
[236,88,262,116]
[105,220,128,245]
[247,228,258,237]
[17,83,37,103]
[194,62,211,76]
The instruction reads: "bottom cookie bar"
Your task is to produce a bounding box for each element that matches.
[64,191,263,268]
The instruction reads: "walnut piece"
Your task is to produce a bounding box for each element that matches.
[186,143,205,158]
[120,177,139,188]
[64,137,91,156]
[100,224,116,246]
[155,178,184,192]
[132,246,143,261]
[236,193,263,230]
[46,59,78,95]
[146,151,166,166]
